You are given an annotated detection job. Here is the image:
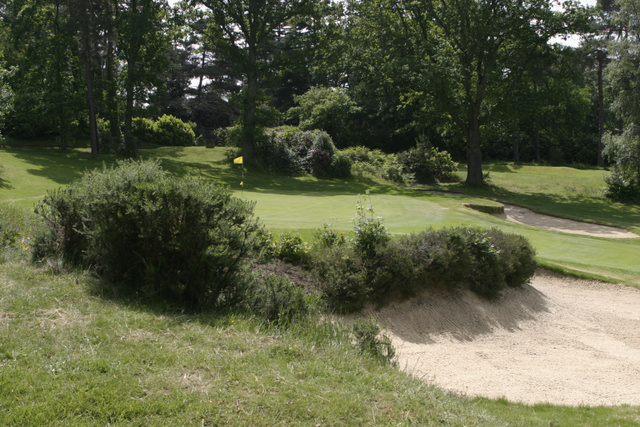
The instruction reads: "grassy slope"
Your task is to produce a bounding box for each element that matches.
[1,146,640,285]
[2,260,639,426]
[1,146,640,424]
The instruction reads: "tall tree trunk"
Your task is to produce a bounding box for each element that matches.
[106,2,122,151]
[466,105,483,186]
[597,50,606,168]
[80,10,98,157]
[123,0,138,157]
[513,117,520,164]
[535,129,541,163]
[242,46,258,161]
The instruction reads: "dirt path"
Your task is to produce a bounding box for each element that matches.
[361,270,640,406]
[499,204,638,239]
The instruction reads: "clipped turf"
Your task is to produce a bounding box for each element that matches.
[1,145,639,287]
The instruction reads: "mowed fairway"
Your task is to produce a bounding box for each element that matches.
[1,146,639,286]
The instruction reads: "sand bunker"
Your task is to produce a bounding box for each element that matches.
[361,270,640,406]
[499,204,638,239]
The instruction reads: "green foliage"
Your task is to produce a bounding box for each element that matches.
[352,194,390,259]
[256,127,350,178]
[131,117,156,144]
[274,232,311,265]
[314,224,351,249]
[397,139,458,184]
[351,318,396,366]
[342,146,404,182]
[603,130,640,202]
[154,114,197,146]
[328,152,352,178]
[289,86,361,148]
[310,245,369,313]
[33,160,260,307]
[249,274,312,326]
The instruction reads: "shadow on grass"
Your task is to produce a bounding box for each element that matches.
[155,155,386,196]
[2,147,113,185]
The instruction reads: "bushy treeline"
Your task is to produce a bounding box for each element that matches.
[224,126,458,184]
[28,161,535,319]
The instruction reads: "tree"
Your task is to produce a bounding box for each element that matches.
[349,0,571,185]
[604,0,640,199]
[199,0,310,161]
[117,0,170,157]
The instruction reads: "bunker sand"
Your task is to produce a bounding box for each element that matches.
[364,270,640,406]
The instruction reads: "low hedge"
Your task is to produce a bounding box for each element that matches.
[307,226,536,313]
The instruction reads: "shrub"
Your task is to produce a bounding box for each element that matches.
[397,141,458,184]
[131,117,156,144]
[463,227,505,299]
[352,194,390,259]
[328,152,352,178]
[306,148,332,177]
[486,228,537,287]
[367,227,536,301]
[33,160,260,307]
[154,114,196,146]
[311,245,368,313]
[256,128,309,174]
[351,318,396,365]
[313,224,351,249]
[604,170,640,202]
[342,146,406,183]
[275,232,311,265]
[311,131,336,155]
[249,274,310,326]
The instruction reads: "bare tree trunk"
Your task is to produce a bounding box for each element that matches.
[513,117,520,164]
[597,50,606,167]
[466,104,484,186]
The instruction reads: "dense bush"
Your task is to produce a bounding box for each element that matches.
[342,146,405,182]
[351,319,396,365]
[255,127,351,178]
[310,245,369,313]
[249,274,311,325]
[131,117,156,144]
[397,141,458,184]
[352,194,390,259]
[154,114,197,146]
[306,213,537,311]
[33,160,260,307]
[603,130,640,202]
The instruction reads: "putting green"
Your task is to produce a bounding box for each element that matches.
[242,190,640,287]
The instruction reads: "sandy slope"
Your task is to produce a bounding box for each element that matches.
[362,270,640,406]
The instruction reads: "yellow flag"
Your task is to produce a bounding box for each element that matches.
[233,156,243,165]
[240,181,243,186]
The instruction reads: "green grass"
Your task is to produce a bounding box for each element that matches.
[442,163,640,233]
[0,259,503,426]
[2,145,640,424]
[2,258,639,426]
[2,146,640,286]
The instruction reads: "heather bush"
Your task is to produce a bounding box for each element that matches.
[33,160,260,307]
[351,318,396,366]
[249,274,311,325]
